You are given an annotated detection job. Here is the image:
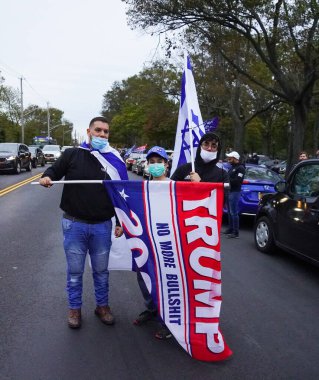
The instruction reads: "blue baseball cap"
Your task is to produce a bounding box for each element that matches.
[146,146,168,160]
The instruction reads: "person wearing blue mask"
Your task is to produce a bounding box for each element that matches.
[134,146,172,340]
[39,116,128,329]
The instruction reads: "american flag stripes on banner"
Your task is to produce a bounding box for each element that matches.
[105,180,232,362]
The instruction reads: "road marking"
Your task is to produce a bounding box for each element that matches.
[0,173,43,197]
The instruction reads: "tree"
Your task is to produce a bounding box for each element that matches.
[101,60,180,148]
[123,0,319,169]
[0,76,21,141]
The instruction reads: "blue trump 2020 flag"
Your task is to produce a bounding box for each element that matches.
[170,53,206,176]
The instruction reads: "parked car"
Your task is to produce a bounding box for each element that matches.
[28,146,45,168]
[223,163,283,215]
[0,142,32,174]
[257,154,276,168]
[42,145,61,163]
[271,160,287,175]
[134,156,148,175]
[254,159,319,266]
[125,152,141,171]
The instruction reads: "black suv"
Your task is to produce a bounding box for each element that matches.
[0,143,32,174]
[254,159,319,266]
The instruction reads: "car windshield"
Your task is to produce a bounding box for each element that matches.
[43,145,60,151]
[245,166,281,182]
[28,147,36,153]
[0,143,17,153]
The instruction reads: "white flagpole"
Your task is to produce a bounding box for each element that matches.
[31,180,230,188]
[185,52,195,172]
[31,180,104,185]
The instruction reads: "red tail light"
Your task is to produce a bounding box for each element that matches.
[243,180,250,184]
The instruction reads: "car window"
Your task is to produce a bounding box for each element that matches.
[19,145,27,153]
[43,145,60,151]
[0,143,17,153]
[291,163,319,197]
[245,167,281,182]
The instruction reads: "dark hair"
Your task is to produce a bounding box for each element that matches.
[197,132,222,162]
[89,116,109,128]
[199,132,220,145]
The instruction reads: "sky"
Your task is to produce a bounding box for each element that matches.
[0,0,164,142]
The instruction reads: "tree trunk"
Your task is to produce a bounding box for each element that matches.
[286,100,309,175]
[233,119,245,154]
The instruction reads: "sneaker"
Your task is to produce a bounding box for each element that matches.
[133,309,157,325]
[95,305,115,325]
[155,326,172,340]
[226,233,239,239]
[68,308,81,329]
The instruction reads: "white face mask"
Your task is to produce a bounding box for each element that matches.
[200,149,217,163]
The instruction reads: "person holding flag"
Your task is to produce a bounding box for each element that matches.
[39,116,128,329]
[171,132,228,184]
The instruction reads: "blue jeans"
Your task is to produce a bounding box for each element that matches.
[227,191,241,234]
[62,218,112,309]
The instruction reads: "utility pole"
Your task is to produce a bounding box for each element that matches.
[20,77,24,143]
[47,102,50,143]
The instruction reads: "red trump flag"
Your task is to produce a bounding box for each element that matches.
[106,180,232,361]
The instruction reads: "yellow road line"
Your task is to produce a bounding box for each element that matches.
[0,173,43,197]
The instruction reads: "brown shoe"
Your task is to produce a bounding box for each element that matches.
[68,308,81,329]
[95,305,115,325]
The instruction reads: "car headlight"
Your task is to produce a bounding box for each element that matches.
[7,156,15,161]
[55,152,61,158]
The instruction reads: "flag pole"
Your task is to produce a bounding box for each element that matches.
[185,52,195,172]
[31,180,104,185]
[31,180,230,187]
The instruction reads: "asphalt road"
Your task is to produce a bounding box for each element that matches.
[1,169,319,380]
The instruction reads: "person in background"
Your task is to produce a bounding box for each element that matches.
[223,151,246,239]
[133,146,172,340]
[39,116,127,329]
[299,151,308,161]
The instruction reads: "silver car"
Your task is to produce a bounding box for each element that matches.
[42,145,61,163]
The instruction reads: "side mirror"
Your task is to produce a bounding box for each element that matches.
[275,181,286,192]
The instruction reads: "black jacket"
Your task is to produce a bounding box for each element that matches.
[171,132,229,183]
[42,147,116,222]
[171,161,228,183]
[228,163,246,192]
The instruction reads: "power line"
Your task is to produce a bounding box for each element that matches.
[24,78,47,104]
[0,60,48,106]
[0,60,22,78]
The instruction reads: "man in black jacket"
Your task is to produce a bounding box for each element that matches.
[39,116,127,329]
[171,132,228,183]
[224,151,246,238]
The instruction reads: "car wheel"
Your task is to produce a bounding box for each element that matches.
[254,216,276,253]
[15,161,21,174]
[26,161,32,172]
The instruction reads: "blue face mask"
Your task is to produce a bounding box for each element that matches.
[149,163,166,178]
[91,136,108,150]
